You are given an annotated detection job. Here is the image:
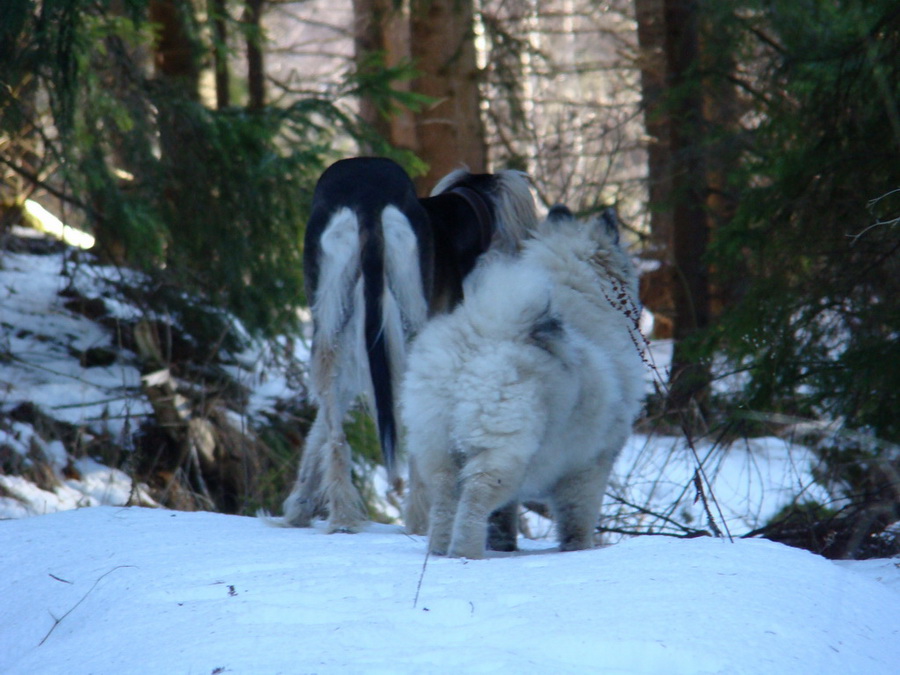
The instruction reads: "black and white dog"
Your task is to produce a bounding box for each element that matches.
[282,157,536,533]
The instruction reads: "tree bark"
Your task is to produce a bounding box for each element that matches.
[351,0,416,151]
[211,0,230,109]
[244,0,266,111]
[149,0,201,100]
[635,0,675,338]
[410,0,486,193]
[701,16,743,318]
[663,0,710,412]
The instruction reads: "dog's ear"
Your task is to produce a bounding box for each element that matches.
[547,204,573,221]
[596,208,620,245]
[540,204,575,236]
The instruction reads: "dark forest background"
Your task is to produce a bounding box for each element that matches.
[1,0,898,558]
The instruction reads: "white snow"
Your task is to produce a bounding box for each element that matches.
[608,434,834,538]
[3,230,899,674]
[0,246,153,438]
[0,238,297,518]
[0,506,898,674]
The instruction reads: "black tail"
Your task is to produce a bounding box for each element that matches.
[360,214,398,481]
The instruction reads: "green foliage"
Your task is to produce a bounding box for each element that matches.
[153,98,331,333]
[1,0,426,338]
[704,0,900,442]
[347,52,434,121]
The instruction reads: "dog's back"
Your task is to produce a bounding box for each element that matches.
[287,158,537,534]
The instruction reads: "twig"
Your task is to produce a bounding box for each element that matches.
[52,396,138,410]
[0,157,91,213]
[599,251,733,542]
[685,434,733,542]
[412,546,431,609]
[597,525,709,539]
[39,566,135,646]
[692,469,723,538]
[606,494,700,535]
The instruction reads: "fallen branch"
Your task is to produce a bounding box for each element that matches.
[39,566,135,646]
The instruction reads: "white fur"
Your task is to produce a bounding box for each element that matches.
[312,207,360,347]
[401,211,645,558]
[283,206,427,533]
[382,205,429,335]
[429,168,471,196]
[492,170,540,252]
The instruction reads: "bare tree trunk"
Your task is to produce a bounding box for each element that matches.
[148,0,203,265]
[635,0,675,338]
[149,0,201,101]
[410,0,486,193]
[663,0,710,413]
[211,0,230,109]
[244,0,266,111]
[352,0,416,151]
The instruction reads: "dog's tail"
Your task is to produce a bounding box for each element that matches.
[490,170,539,251]
[361,205,429,483]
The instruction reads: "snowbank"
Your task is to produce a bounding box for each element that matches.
[1,507,898,674]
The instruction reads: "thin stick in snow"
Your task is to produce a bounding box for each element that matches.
[413,548,431,610]
[39,566,135,647]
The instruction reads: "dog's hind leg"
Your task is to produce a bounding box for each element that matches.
[404,455,430,536]
[408,432,458,552]
[550,462,611,552]
[282,412,330,527]
[425,462,459,556]
[449,453,530,559]
[486,503,519,552]
[319,346,368,533]
[323,431,367,533]
[287,408,366,533]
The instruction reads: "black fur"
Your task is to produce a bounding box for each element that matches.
[303,157,432,479]
[421,175,503,314]
[287,157,534,538]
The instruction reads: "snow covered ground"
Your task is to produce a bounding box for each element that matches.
[1,506,899,674]
[1,230,299,517]
[2,228,899,673]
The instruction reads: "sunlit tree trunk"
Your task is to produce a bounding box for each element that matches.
[352,0,416,151]
[410,0,486,193]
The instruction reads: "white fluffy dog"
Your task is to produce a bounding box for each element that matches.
[401,205,645,558]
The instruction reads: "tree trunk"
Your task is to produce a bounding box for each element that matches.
[244,0,266,111]
[211,0,230,109]
[149,0,201,101]
[663,0,710,413]
[701,16,743,318]
[410,0,486,193]
[635,0,675,339]
[351,0,416,152]
[148,0,203,267]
